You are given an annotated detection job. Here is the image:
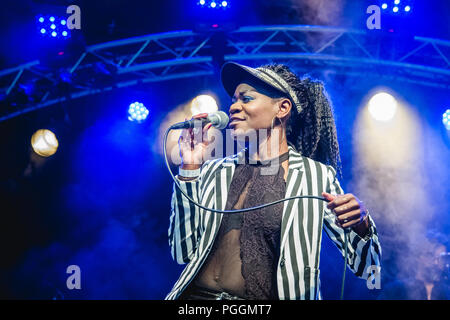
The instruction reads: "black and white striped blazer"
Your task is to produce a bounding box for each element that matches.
[166,146,381,300]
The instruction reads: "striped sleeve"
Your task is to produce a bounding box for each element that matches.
[168,161,211,264]
[322,166,382,279]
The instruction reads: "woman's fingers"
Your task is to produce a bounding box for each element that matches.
[326,193,354,210]
[322,192,336,202]
[333,199,360,217]
[203,122,213,133]
[336,209,360,223]
[179,114,215,164]
[192,113,208,119]
[335,209,361,228]
[202,123,213,142]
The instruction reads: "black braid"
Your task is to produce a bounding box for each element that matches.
[260,64,343,179]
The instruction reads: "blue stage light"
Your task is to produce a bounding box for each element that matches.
[37,14,71,39]
[128,102,149,123]
[404,5,411,12]
[197,0,230,9]
[443,109,450,130]
[394,0,400,5]
[382,3,388,9]
[393,6,399,12]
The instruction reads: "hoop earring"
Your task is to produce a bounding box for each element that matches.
[271,116,285,142]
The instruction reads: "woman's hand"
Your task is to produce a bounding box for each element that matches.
[178,113,214,170]
[322,192,369,234]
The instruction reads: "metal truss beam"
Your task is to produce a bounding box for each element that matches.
[1,25,449,122]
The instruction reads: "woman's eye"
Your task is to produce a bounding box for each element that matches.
[231,96,254,104]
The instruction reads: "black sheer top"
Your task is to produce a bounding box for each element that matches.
[195,151,289,299]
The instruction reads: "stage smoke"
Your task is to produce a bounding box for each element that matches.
[351,94,446,294]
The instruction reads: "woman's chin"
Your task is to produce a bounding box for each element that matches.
[230,127,254,141]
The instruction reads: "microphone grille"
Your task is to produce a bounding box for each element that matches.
[209,111,229,129]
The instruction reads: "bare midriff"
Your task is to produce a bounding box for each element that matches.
[194,178,252,297]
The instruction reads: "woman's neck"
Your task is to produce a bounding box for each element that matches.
[246,129,288,162]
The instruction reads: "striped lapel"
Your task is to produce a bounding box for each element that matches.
[212,149,246,211]
[280,146,306,251]
[214,162,235,211]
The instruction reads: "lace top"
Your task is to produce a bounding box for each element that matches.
[195,151,288,299]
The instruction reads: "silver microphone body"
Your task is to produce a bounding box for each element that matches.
[170,111,229,130]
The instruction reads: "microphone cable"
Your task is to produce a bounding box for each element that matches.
[164,126,349,299]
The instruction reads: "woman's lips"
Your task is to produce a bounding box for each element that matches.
[229,119,244,128]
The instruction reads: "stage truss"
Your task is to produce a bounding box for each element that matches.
[1,25,449,122]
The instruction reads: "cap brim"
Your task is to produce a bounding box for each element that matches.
[220,62,285,98]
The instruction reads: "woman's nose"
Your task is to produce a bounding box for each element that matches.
[229,102,241,115]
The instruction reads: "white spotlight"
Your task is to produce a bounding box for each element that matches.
[368,92,398,122]
[190,95,218,115]
[31,129,59,157]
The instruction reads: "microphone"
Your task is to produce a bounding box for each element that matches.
[170,111,229,130]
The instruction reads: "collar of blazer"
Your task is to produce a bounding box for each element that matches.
[213,146,307,252]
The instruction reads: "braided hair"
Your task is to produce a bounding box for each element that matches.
[261,64,343,179]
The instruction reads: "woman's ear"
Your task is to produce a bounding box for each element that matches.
[277,98,292,119]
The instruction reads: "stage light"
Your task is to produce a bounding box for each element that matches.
[190,95,218,115]
[36,14,71,39]
[368,92,398,122]
[382,3,388,9]
[393,6,399,12]
[394,0,400,5]
[404,5,411,12]
[197,0,230,9]
[31,129,59,157]
[443,109,450,130]
[128,102,149,123]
